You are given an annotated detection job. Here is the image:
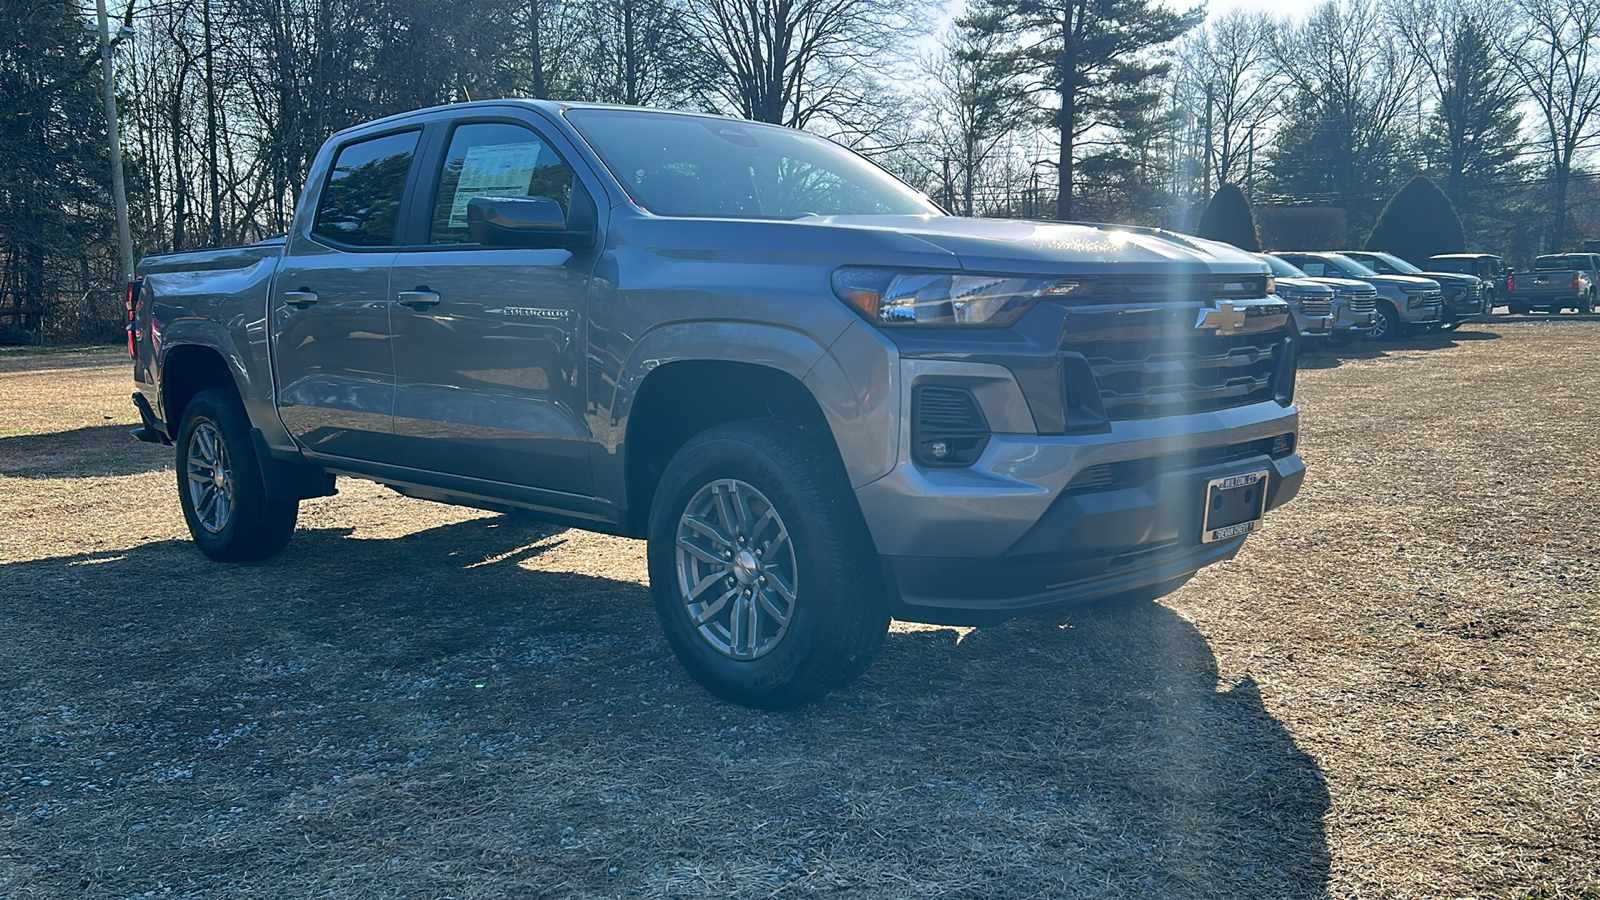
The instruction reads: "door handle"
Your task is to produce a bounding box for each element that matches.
[396,290,441,311]
[282,290,318,310]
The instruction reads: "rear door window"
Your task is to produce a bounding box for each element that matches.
[312,130,420,247]
[428,122,575,244]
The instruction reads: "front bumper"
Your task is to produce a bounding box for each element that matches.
[1443,294,1486,321]
[1401,300,1444,325]
[1292,309,1334,337]
[857,400,1303,625]
[1332,306,1375,335]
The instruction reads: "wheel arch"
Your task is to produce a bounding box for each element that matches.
[159,341,245,437]
[621,359,842,538]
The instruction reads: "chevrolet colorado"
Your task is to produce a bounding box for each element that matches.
[130,100,1304,707]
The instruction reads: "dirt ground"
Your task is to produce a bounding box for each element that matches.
[0,323,1596,899]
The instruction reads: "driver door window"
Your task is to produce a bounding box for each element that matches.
[429,122,575,244]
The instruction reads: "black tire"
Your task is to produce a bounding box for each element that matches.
[1579,291,1594,315]
[1367,302,1405,340]
[647,419,889,709]
[1510,303,1530,316]
[1483,289,1497,313]
[175,389,299,562]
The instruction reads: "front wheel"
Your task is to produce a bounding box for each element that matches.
[1366,302,1405,340]
[647,419,889,709]
[176,390,299,562]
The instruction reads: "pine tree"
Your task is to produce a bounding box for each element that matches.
[1195,184,1261,252]
[0,0,112,340]
[1364,176,1466,264]
[961,0,1203,221]
[1419,14,1527,244]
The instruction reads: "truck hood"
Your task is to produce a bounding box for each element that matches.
[803,215,1270,278]
[1364,274,1440,291]
[1301,276,1372,293]
[1417,271,1480,289]
[1273,277,1335,296]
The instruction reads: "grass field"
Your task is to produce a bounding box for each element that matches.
[1,325,1596,898]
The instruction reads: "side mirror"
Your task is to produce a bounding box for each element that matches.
[467,196,592,248]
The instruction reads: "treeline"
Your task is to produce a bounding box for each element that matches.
[4,0,1600,342]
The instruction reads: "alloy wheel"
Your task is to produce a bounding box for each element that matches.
[185,421,234,534]
[674,478,798,660]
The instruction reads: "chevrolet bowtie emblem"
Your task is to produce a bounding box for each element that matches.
[1197,301,1246,334]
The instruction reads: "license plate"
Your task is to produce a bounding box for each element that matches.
[1201,470,1270,544]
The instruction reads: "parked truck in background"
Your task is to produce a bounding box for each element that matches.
[128,100,1304,708]
[1257,253,1376,344]
[1427,254,1509,312]
[1340,250,1485,330]
[1506,253,1599,314]
[1271,251,1442,340]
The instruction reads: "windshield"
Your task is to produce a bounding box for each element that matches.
[1327,255,1378,277]
[1257,254,1307,279]
[1368,252,1422,275]
[565,109,942,219]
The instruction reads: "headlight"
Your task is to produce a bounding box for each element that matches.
[831,267,1088,326]
[1400,284,1436,294]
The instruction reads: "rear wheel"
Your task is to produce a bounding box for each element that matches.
[1579,291,1594,314]
[176,390,299,561]
[647,419,889,709]
[1367,302,1405,340]
[1509,303,1530,316]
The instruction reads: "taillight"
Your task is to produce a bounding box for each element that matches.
[1575,273,1582,291]
[125,279,142,358]
[1508,273,1515,291]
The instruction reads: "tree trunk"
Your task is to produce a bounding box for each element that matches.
[203,0,221,246]
[531,0,547,99]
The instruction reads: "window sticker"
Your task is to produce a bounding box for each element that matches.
[448,141,545,228]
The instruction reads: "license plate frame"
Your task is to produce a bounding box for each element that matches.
[1201,470,1270,544]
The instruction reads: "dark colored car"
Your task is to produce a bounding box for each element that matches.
[1427,254,1509,311]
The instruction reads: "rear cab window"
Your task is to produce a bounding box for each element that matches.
[429,122,576,245]
[312,130,421,247]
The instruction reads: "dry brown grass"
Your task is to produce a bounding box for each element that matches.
[0,327,1596,898]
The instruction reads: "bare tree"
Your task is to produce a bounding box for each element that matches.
[920,25,1030,215]
[1267,0,1422,230]
[573,0,704,106]
[1503,0,1600,251]
[1178,10,1280,191]
[681,0,931,131]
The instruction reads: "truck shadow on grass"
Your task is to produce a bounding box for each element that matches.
[0,515,1330,899]
[1300,327,1502,369]
[0,423,170,478]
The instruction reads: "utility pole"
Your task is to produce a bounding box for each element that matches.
[942,156,954,212]
[96,0,135,284]
[1202,80,1214,203]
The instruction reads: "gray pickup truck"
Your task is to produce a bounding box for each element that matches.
[1507,253,1599,314]
[129,100,1304,708]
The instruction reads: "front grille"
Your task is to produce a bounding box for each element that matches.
[1068,332,1283,420]
[1336,287,1378,316]
[1297,298,1333,317]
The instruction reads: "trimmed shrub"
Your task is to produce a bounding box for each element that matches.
[1194,184,1262,252]
[1364,176,1466,265]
